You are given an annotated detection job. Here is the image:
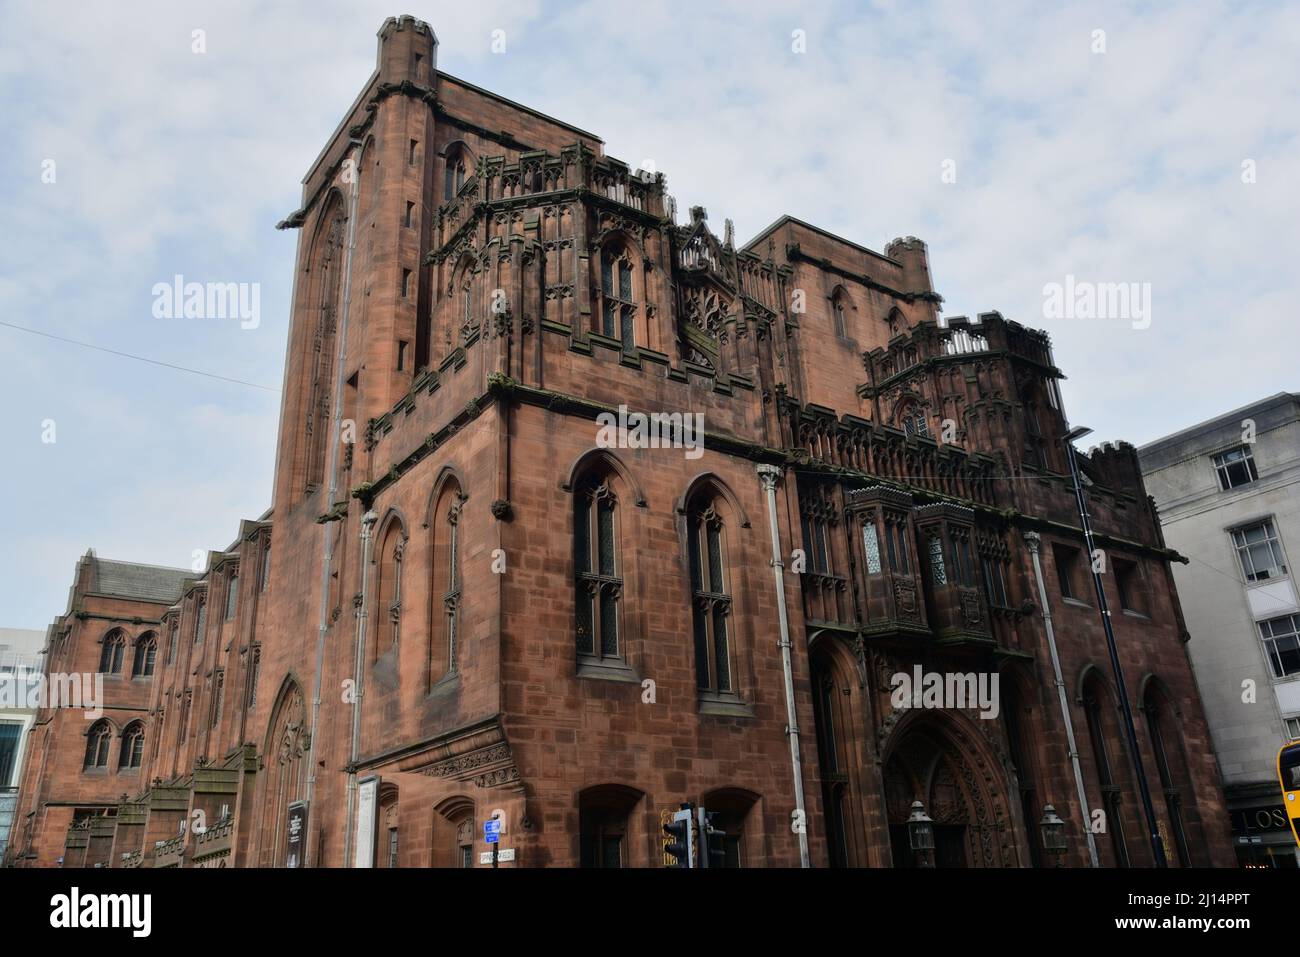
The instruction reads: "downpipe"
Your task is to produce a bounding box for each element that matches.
[342,509,377,868]
[757,464,810,868]
[1024,530,1100,867]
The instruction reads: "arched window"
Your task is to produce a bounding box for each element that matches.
[224,572,239,621]
[247,645,262,708]
[699,788,758,868]
[1082,675,1130,867]
[263,680,308,867]
[119,722,145,769]
[830,287,850,338]
[83,720,112,769]
[131,633,157,678]
[688,497,732,694]
[578,785,642,868]
[895,398,929,439]
[599,242,636,350]
[1001,676,1043,867]
[443,144,472,201]
[302,196,347,494]
[377,787,400,868]
[811,649,852,867]
[430,478,465,685]
[434,798,477,868]
[575,472,622,661]
[260,536,272,593]
[374,518,407,657]
[1143,683,1193,866]
[194,595,207,645]
[98,631,125,674]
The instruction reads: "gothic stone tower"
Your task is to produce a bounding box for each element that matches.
[11,15,1233,869]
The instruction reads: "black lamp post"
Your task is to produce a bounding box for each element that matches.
[1062,425,1168,868]
[1039,804,1068,866]
[906,800,935,868]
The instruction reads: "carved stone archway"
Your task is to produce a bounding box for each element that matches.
[880,711,1021,868]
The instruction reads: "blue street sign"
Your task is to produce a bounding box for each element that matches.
[484,819,501,843]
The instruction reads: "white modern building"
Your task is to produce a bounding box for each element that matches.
[0,627,46,860]
[1139,392,1300,867]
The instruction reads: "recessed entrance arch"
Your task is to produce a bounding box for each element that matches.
[881,710,1021,868]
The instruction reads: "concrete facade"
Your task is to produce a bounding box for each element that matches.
[0,627,45,859]
[1139,392,1300,866]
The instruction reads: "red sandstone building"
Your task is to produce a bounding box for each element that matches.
[9,16,1234,869]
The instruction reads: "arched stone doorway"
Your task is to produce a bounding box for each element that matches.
[881,712,1021,868]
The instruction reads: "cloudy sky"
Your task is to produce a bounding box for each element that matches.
[1,0,1297,629]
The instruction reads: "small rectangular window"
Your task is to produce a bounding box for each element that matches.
[401,268,412,298]
[409,139,418,166]
[397,340,408,371]
[1114,559,1145,614]
[1285,716,1300,740]
[982,556,1008,608]
[405,201,415,228]
[1261,615,1300,679]
[1232,519,1288,582]
[1213,445,1259,490]
[1054,545,1080,601]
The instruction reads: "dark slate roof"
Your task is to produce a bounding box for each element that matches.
[89,557,196,604]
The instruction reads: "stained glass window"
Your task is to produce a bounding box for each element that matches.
[863,522,882,575]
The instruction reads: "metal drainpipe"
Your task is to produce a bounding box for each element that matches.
[341,509,377,868]
[302,138,362,867]
[757,464,810,868]
[1023,530,1100,867]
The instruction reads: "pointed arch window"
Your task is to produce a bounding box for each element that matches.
[689,502,733,693]
[246,646,261,708]
[444,146,470,201]
[896,399,929,439]
[84,721,112,769]
[431,482,465,684]
[224,572,239,621]
[131,633,157,678]
[98,631,125,674]
[830,288,849,338]
[599,244,636,350]
[1143,687,1193,866]
[260,537,272,592]
[1083,678,1130,867]
[119,722,145,769]
[575,477,622,660]
[375,522,407,654]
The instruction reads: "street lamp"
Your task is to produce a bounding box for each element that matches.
[1061,425,1168,868]
[1039,804,1067,866]
[906,800,935,868]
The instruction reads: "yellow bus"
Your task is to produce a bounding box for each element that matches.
[1278,741,1300,847]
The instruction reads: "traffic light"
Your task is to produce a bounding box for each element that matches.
[664,804,694,868]
[697,807,726,869]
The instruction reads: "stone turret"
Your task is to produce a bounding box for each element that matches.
[377,14,437,86]
[884,236,935,297]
